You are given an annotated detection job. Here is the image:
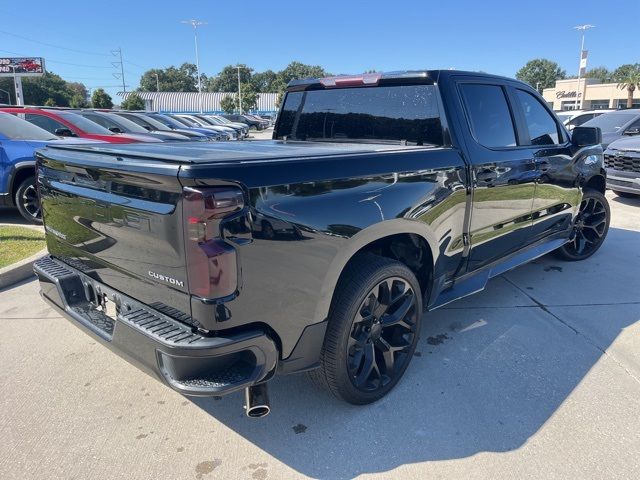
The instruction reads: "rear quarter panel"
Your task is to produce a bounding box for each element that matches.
[180,148,468,356]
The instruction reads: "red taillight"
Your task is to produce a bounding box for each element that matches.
[319,73,381,88]
[182,187,244,299]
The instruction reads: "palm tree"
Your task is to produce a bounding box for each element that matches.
[614,63,640,109]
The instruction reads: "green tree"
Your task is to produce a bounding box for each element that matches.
[516,59,566,92]
[44,98,56,107]
[138,63,205,92]
[220,95,237,113]
[69,94,89,108]
[250,69,278,92]
[21,72,74,106]
[239,82,259,112]
[207,64,253,92]
[613,63,640,109]
[585,66,611,83]
[219,83,259,113]
[91,88,113,109]
[121,93,145,110]
[277,61,329,86]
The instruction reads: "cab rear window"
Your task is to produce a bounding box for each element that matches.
[276,85,444,146]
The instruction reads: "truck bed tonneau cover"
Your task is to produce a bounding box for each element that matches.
[44,140,424,165]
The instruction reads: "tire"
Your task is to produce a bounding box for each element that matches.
[612,190,639,198]
[262,221,275,240]
[555,189,610,261]
[14,176,42,225]
[309,254,422,405]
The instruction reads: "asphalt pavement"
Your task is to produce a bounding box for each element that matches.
[0,191,639,480]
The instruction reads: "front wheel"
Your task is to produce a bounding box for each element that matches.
[555,189,610,261]
[14,176,42,225]
[309,254,422,405]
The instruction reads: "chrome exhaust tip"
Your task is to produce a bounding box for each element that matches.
[244,383,270,418]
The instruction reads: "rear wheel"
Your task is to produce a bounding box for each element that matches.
[309,254,422,404]
[14,176,42,224]
[612,190,639,198]
[555,189,609,261]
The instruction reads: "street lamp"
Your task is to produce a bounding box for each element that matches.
[237,65,243,114]
[154,73,160,92]
[573,24,595,110]
[181,19,207,113]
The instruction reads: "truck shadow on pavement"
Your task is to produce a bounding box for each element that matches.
[171,226,640,477]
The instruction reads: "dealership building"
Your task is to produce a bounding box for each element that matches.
[118,91,278,114]
[543,78,640,111]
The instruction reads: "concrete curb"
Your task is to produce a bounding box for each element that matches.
[0,248,47,290]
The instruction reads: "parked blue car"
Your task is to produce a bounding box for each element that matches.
[0,111,96,223]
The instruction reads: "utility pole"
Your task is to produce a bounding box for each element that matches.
[573,24,594,110]
[154,73,160,92]
[181,19,207,113]
[237,65,242,114]
[111,47,126,93]
[12,66,24,106]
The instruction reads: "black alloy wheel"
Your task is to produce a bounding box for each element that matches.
[347,276,418,392]
[556,189,609,261]
[15,176,43,224]
[309,254,422,404]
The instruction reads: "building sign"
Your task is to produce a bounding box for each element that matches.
[0,57,46,77]
[556,90,582,99]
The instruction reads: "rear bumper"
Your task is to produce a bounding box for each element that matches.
[34,256,279,397]
[606,168,640,194]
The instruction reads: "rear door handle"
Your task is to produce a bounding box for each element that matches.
[476,170,498,183]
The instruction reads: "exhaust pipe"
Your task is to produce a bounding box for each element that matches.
[244,383,270,418]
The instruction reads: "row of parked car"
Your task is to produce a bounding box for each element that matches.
[559,109,640,199]
[0,107,272,222]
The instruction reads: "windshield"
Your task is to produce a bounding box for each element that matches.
[276,84,443,145]
[583,112,639,133]
[213,115,232,124]
[53,111,113,135]
[149,114,184,129]
[556,113,572,123]
[202,115,223,125]
[83,113,149,134]
[193,116,214,125]
[135,114,172,131]
[0,112,57,140]
[174,116,199,127]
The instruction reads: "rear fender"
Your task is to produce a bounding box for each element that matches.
[312,218,439,324]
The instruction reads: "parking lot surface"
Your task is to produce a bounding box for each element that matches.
[1,191,639,480]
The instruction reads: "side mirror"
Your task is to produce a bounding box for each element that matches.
[571,126,601,147]
[54,127,75,137]
[109,126,123,133]
[623,127,640,136]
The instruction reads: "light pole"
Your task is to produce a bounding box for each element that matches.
[154,73,160,92]
[237,65,243,114]
[181,19,207,113]
[573,24,594,110]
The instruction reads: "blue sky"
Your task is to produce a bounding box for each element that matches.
[0,0,637,100]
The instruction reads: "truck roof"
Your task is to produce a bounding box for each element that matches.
[41,140,427,165]
[287,69,521,90]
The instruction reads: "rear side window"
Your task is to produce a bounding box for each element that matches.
[276,85,444,146]
[460,84,516,148]
[24,113,67,134]
[515,89,561,145]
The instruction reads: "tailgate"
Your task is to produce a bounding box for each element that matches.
[36,146,193,323]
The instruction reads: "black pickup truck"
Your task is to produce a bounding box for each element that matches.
[34,70,609,417]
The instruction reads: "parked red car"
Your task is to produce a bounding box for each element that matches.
[0,108,161,143]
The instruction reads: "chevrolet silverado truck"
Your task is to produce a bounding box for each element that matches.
[34,70,609,417]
